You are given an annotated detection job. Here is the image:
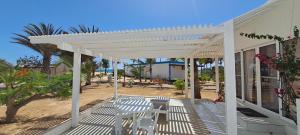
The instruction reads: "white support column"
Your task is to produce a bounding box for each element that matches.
[276,41,283,115]
[240,51,245,101]
[297,99,300,135]
[215,58,220,93]
[113,60,118,99]
[190,57,195,103]
[255,47,262,107]
[71,51,81,127]
[224,20,237,135]
[185,57,189,98]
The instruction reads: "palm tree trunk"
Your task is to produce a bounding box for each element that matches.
[5,98,18,123]
[104,68,107,75]
[123,64,126,87]
[85,73,91,85]
[138,59,142,83]
[194,59,201,99]
[41,54,51,74]
[150,63,153,82]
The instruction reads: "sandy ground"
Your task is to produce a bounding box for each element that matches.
[0,82,217,135]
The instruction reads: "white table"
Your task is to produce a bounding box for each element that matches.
[116,99,153,135]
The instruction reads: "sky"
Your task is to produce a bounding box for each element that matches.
[0,0,267,67]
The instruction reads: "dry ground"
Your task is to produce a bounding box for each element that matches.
[0,83,217,135]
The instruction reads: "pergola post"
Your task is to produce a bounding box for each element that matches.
[224,20,237,135]
[215,58,220,93]
[71,51,81,127]
[113,60,118,98]
[190,57,195,103]
[185,57,189,98]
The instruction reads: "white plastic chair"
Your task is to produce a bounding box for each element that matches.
[137,106,162,135]
[113,98,133,135]
[150,97,170,121]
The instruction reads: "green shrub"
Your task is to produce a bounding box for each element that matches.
[47,73,72,98]
[199,73,211,81]
[174,79,185,95]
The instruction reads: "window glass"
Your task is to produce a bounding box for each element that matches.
[235,52,242,99]
[244,49,257,104]
[260,44,279,113]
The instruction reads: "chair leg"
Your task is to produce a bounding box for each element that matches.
[155,126,159,135]
[166,112,169,121]
[148,128,154,135]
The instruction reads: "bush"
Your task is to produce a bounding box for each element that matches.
[199,73,211,81]
[47,73,72,98]
[174,79,185,95]
[174,79,184,90]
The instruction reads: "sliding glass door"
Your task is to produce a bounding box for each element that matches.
[260,44,279,113]
[243,49,257,104]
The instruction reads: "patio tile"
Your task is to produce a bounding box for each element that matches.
[64,99,210,135]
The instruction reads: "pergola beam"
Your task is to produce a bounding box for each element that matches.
[29,25,224,44]
[71,39,209,47]
[89,45,200,52]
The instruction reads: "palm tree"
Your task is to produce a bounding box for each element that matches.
[101,59,109,75]
[146,58,156,82]
[69,25,101,85]
[12,23,65,74]
[0,59,13,73]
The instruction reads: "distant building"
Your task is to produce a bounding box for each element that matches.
[24,63,70,76]
[125,61,185,81]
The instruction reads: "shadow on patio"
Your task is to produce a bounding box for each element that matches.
[64,99,210,135]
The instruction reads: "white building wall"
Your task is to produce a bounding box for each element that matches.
[232,0,300,133]
[235,0,300,51]
[151,64,169,80]
[125,63,185,80]
[170,65,185,80]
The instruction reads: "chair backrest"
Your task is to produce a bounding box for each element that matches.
[128,96,145,101]
[153,106,162,126]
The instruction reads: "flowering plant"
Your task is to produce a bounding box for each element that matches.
[241,26,300,121]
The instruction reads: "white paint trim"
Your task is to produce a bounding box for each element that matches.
[240,51,245,101]
[275,41,283,116]
[255,47,262,107]
[224,20,238,135]
[71,51,81,127]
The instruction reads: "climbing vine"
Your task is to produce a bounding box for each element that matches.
[240,26,300,122]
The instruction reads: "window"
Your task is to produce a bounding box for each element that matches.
[244,49,257,104]
[235,52,242,99]
[260,44,279,113]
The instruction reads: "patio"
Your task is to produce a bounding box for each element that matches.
[63,98,210,135]
[30,21,238,135]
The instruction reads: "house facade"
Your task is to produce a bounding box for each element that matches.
[233,0,300,133]
[125,61,185,81]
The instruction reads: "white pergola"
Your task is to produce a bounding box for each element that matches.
[29,20,237,135]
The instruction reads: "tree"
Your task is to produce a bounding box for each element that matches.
[193,58,201,99]
[16,56,42,68]
[0,70,72,123]
[146,58,156,82]
[101,59,109,75]
[12,23,65,74]
[69,25,101,85]
[0,59,13,73]
[81,59,93,86]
